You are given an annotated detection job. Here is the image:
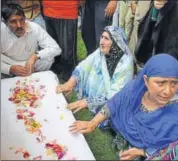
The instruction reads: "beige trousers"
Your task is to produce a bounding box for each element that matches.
[128,1,151,55]
[119,1,134,41]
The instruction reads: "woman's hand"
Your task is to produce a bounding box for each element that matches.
[67,99,88,113]
[69,112,107,134]
[56,77,76,96]
[119,148,145,160]
[69,120,97,134]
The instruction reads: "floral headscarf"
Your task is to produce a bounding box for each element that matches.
[102,26,127,78]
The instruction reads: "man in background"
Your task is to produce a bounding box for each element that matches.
[1,3,61,78]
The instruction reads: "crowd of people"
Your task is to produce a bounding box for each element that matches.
[1,0,178,160]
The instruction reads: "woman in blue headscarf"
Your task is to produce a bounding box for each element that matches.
[56,26,133,127]
[69,54,178,160]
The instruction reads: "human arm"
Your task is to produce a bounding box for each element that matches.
[65,93,108,114]
[85,54,134,111]
[67,99,88,113]
[25,53,39,74]
[9,65,30,76]
[1,61,30,77]
[69,104,110,133]
[56,51,95,97]
[34,23,61,60]
[119,147,146,160]
[105,1,117,17]
[68,53,134,113]
[56,76,77,96]
[1,54,29,76]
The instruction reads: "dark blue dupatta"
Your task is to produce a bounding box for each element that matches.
[108,54,178,154]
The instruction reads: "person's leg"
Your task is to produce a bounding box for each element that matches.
[52,19,78,81]
[60,19,78,81]
[128,18,139,56]
[125,7,134,42]
[94,0,112,47]
[81,0,96,55]
[43,16,58,43]
[119,1,129,30]
[43,17,63,74]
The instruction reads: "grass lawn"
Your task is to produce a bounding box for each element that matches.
[66,31,118,160]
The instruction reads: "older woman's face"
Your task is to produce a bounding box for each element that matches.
[100,31,112,55]
[144,76,178,106]
[154,0,167,9]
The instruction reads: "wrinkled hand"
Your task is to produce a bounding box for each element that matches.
[10,65,30,77]
[119,148,144,160]
[105,1,117,17]
[56,82,74,96]
[25,54,38,75]
[69,120,97,134]
[67,99,87,113]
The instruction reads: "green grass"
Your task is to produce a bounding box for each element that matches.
[77,31,87,61]
[67,31,118,160]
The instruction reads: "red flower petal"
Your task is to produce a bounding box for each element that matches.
[17,114,23,120]
[23,151,30,158]
[45,143,54,148]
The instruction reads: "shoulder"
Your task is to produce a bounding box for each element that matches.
[27,21,41,28]
[77,49,101,68]
[1,22,8,32]
[1,22,6,29]
[118,52,133,69]
[85,49,101,61]
[1,22,12,40]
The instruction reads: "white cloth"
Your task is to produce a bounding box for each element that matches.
[1,71,95,160]
[1,21,61,75]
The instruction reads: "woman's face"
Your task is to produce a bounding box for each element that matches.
[154,0,167,9]
[100,31,112,55]
[144,76,178,106]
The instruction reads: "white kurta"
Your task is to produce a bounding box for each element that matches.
[1,21,61,74]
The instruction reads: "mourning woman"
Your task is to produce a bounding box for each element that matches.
[70,54,178,160]
[56,26,133,127]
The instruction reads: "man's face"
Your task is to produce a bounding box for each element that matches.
[7,14,26,37]
[154,0,167,9]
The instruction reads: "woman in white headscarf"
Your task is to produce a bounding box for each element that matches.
[56,26,134,128]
